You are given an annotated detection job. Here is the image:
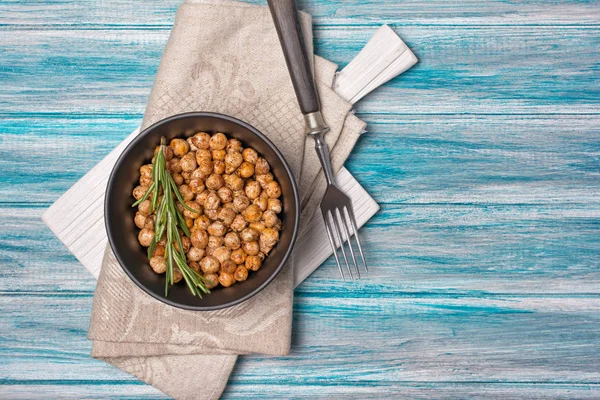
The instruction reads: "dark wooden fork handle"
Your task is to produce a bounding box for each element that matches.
[267,0,320,115]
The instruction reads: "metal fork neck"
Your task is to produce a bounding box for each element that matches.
[304,111,335,186]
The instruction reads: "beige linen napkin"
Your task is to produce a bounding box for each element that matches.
[88,1,365,399]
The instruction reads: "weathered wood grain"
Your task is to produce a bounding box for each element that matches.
[1,115,598,205]
[2,0,599,27]
[1,26,599,115]
[3,383,600,400]
[2,0,599,397]
[2,294,599,388]
[2,203,599,294]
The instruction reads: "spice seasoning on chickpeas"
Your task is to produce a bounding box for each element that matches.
[132,132,283,294]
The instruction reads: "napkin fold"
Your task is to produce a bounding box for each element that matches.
[88,1,365,399]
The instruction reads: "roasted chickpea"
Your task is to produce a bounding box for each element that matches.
[207,235,224,250]
[187,136,198,152]
[242,204,262,222]
[185,217,194,230]
[232,194,251,212]
[230,214,247,232]
[264,181,281,199]
[191,132,211,150]
[175,235,191,253]
[203,273,219,289]
[173,173,184,186]
[139,175,152,186]
[204,208,219,221]
[255,173,274,188]
[223,202,236,212]
[134,212,146,229]
[234,266,248,282]
[253,196,268,211]
[207,221,227,237]
[173,268,184,283]
[218,207,237,226]
[245,180,262,200]
[133,185,149,200]
[138,228,154,247]
[190,229,209,249]
[245,255,262,271]
[209,132,228,150]
[200,256,220,274]
[189,179,205,194]
[168,158,182,174]
[138,199,152,216]
[190,168,204,180]
[217,187,233,203]
[213,246,232,264]
[144,215,156,229]
[237,161,255,178]
[177,184,194,201]
[170,138,189,157]
[255,158,270,175]
[260,228,279,250]
[194,215,211,231]
[189,261,201,273]
[224,174,244,191]
[242,241,260,256]
[150,256,166,274]
[224,232,241,249]
[180,152,197,172]
[219,272,235,287]
[249,221,266,232]
[140,164,153,179]
[267,198,282,214]
[213,160,225,175]
[212,149,226,161]
[205,174,225,190]
[187,246,205,262]
[242,148,258,164]
[240,227,260,242]
[224,151,243,173]
[196,158,213,178]
[196,190,209,205]
[262,210,279,228]
[220,259,237,274]
[152,244,165,257]
[226,138,243,153]
[231,248,247,264]
[204,191,221,210]
[181,171,192,182]
[183,201,202,219]
[154,145,173,161]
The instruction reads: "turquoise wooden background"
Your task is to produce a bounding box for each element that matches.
[1,0,599,398]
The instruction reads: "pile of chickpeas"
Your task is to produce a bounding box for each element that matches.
[133,132,282,290]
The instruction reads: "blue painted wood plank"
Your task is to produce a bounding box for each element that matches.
[0,115,598,205]
[1,204,599,295]
[0,26,598,115]
[2,0,599,26]
[1,0,599,397]
[2,294,599,386]
[3,383,600,400]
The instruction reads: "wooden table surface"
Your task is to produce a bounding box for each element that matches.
[1,0,599,398]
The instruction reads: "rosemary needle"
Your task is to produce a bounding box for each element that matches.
[132,137,210,298]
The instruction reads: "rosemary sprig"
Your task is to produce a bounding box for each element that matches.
[133,137,210,298]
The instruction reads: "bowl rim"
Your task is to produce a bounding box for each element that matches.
[105,111,300,311]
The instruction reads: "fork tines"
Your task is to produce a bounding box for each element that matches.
[321,203,367,280]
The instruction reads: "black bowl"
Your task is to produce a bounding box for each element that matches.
[105,112,300,311]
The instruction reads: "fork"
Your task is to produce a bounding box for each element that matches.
[267,0,367,279]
